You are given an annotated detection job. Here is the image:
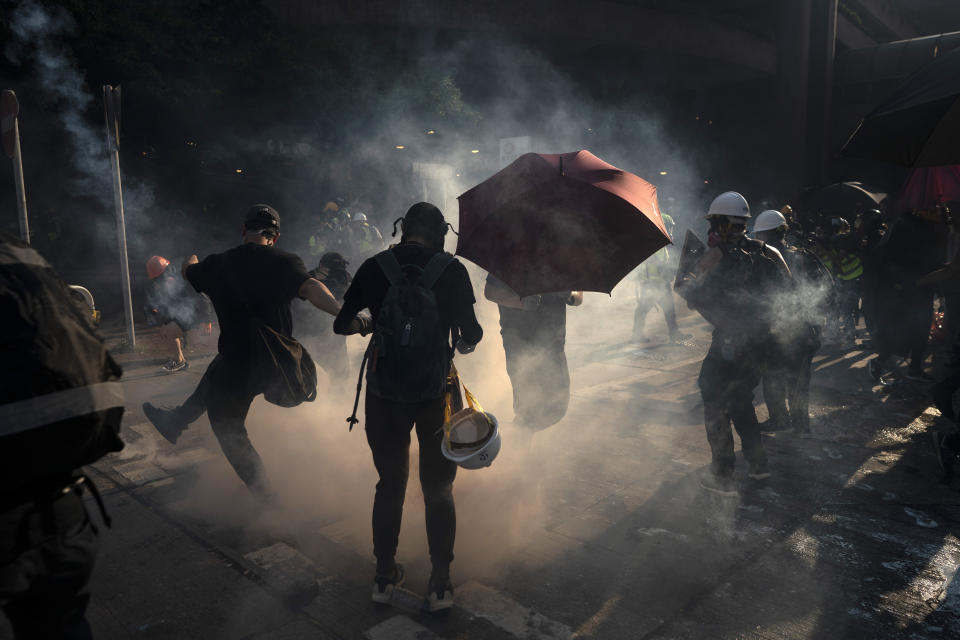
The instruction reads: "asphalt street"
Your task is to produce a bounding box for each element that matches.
[2,290,958,639]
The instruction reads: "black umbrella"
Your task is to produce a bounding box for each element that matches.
[841,47,960,167]
[798,182,885,221]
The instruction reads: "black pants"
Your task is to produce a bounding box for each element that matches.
[698,342,766,477]
[174,355,268,494]
[0,486,98,640]
[762,341,816,433]
[364,394,457,572]
[633,282,679,337]
[501,330,570,430]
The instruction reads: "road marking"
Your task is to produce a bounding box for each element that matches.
[457,581,572,639]
[364,615,442,639]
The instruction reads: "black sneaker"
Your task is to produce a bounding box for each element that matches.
[669,331,693,343]
[426,568,453,613]
[372,563,404,604]
[698,473,738,497]
[142,402,186,444]
[867,357,881,382]
[930,431,958,473]
[161,359,189,373]
[932,386,956,421]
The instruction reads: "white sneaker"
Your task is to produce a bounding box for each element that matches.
[371,564,404,604]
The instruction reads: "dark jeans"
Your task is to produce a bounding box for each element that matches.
[365,394,457,572]
[698,341,766,477]
[0,485,97,640]
[173,355,268,494]
[633,282,679,337]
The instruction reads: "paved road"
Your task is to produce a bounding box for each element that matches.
[2,293,958,639]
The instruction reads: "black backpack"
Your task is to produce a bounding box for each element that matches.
[0,234,125,494]
[367,250,455,402]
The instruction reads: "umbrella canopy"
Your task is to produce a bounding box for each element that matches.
[896,166,960,211]
[798,182,885,222]
[841,47,960,167]
[456,150,670,297]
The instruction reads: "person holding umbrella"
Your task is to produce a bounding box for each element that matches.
[457,150,673,427]
[867,207,944,383]
[675,192,791,495]
[485,274,582,430]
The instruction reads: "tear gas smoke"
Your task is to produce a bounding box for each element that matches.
[6,1,155,257]
[10,0,770,595]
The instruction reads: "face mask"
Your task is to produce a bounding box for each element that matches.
[708,218,744,247]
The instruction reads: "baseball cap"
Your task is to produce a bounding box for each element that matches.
[244,204,280,230]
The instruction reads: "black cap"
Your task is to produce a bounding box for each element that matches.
[244,204,280,230]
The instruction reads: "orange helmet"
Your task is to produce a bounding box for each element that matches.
[146,255,170,279]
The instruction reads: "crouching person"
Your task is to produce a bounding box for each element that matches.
[334,202,483,612]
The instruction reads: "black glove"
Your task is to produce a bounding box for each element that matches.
[456,337,476,354]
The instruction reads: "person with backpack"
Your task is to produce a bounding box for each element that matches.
[333,202,482,612]
[142,205,370,497]
[0,232,125,639]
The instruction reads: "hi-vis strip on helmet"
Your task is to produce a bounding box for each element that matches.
[706,191,750,219]
[441,367,501,469]
[753,210,788,234]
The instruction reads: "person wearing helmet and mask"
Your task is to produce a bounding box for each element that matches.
[334,202,482,613]
[144,255,213,373]
[752,210,833,437]
[632,213,692,343]
[675,192,791,495]
[347,212,384,262]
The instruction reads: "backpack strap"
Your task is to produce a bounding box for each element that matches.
[418,252,455,290]
[374,250,408,286]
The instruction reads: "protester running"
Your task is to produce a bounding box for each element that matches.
[142,204,370,498]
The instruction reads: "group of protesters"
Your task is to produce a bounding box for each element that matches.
[4,183,960,636]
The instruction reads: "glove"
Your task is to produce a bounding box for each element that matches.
[356,311,374,336]
[520,295,542,311]
[456,337,476,354]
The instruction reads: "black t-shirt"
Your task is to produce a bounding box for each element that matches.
[185,243,311,360]
[334,242,483,346]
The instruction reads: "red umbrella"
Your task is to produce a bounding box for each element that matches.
[456,150,670,297]
[896,165,960,210]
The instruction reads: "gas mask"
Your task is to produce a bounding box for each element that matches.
[707,216,746,248]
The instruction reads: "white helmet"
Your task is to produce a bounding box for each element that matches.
[706,191,750,219]
[353,212,367,223]
[753,210,787,234]
[441,410,501,469]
